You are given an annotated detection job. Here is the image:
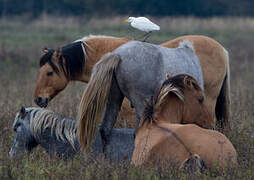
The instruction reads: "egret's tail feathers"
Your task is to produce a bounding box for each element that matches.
[154,24,160,31]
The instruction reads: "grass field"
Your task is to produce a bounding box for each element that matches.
[1,16,254,179]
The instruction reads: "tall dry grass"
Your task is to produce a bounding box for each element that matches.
[0,16,254,179]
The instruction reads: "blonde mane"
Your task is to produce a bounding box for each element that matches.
[154,83,184,112]
[74,35,125,54]
[14,107,77,149]
[142,78,184,125]
[75,34,122,43]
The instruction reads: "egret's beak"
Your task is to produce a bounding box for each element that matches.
[123,19,129,23]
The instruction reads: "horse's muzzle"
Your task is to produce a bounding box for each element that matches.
[34,97,48,108]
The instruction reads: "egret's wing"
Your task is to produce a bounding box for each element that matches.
[138,17,160,31]
[130,17,160,32]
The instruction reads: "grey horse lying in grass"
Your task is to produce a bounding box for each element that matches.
[9,107,134,161]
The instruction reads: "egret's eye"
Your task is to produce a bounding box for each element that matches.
[47,72,53,76]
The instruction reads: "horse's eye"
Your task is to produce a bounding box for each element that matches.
[47,72,53,76]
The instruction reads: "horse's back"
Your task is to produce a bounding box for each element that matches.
[114,41,203,88]
[158,43,204,89]
[155,123,237,169]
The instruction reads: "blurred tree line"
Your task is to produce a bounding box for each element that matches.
[0,0,253,17]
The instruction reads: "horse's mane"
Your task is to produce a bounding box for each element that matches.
[75,34,123,42]
[141,74,199,157]
[14,107,77,149]
[39,41,86,80]
[39,35,130,80]
[142,74,194,125]
[40,49,59,73]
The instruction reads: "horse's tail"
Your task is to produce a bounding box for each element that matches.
[78,53,121,151]
[215,48,231,130]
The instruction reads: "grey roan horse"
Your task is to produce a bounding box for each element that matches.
[9,107,80,159]
[78,40,214,152]
[9,107,134,161]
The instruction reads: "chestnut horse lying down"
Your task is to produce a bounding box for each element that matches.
[131,74,237,173]
[9,107,134,161]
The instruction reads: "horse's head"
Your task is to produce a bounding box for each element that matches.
[179,75,214,128]
[9,107,38,158]
[145,74,213,129]
[34,41,86,107]
[158,74,214,128]
[34,48,68,108]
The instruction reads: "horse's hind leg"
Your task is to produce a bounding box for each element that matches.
[99,76,124,152]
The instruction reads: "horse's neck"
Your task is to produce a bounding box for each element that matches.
[78,37,132,82]
[39,128,77,156]
[154,98,183,124]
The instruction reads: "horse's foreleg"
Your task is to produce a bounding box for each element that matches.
[135,114,141,130]
[133,103,145,130]
[99,76,124,153]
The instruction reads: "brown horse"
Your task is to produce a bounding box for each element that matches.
[161,36,230,130]
[34,35,230,129]
[34,35,135,127]
[131,74,237,173]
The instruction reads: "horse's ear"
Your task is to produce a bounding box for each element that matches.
[166,73,171,79]
[20,106,27,119]
[43,47,49,54]
[55,47,61,58]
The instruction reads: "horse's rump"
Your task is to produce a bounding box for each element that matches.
[113,41,203,115]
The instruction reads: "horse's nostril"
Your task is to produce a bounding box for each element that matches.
[34,97,43,106]
[37,97,42,102]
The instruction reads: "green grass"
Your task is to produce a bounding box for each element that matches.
[1,15,254,179]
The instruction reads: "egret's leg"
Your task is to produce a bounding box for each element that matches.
[136,31,151,41]
[142,32,152,42]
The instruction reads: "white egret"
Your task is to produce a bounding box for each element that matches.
[123,17,160,41]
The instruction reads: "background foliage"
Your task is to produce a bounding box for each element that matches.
[0,0,254,17]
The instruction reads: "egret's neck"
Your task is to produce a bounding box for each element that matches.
[76,37,133,83]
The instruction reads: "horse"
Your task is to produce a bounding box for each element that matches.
[78,40,216,152]
[34,35,136,127]
[161,35,230,130]
[9,107,134,161]
[9,107,80,159]
[131,74,237,173]
[34,35,230,130]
